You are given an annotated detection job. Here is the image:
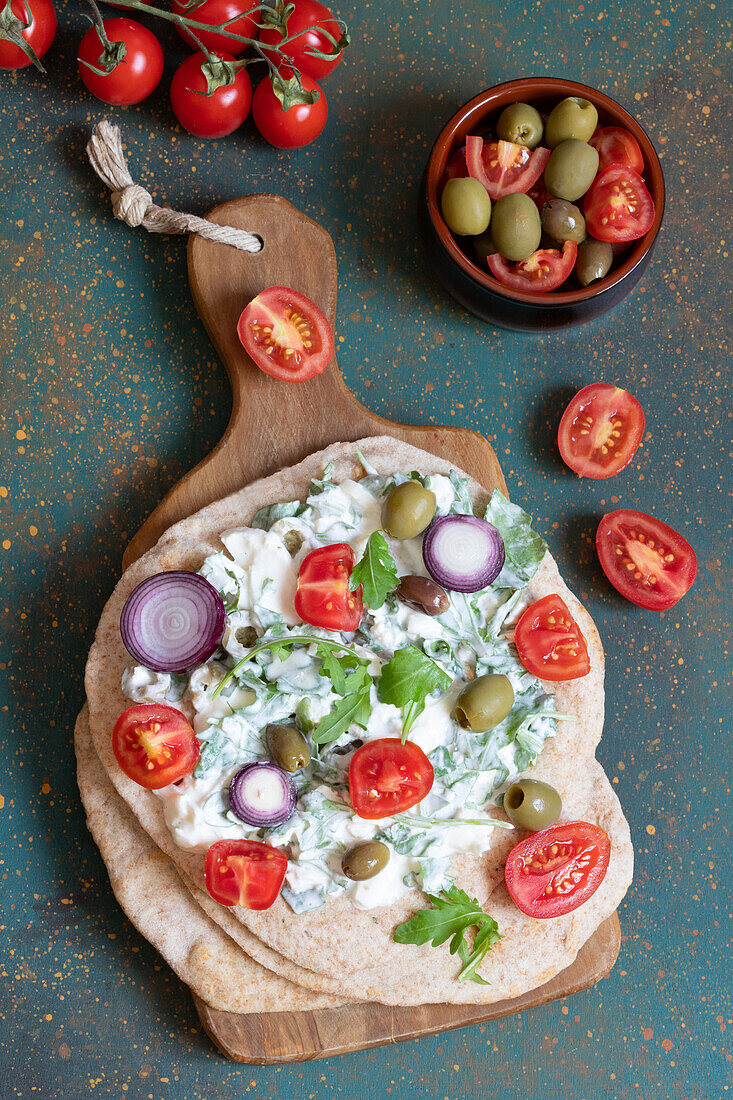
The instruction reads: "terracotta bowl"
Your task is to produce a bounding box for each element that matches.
[422,77,665,331]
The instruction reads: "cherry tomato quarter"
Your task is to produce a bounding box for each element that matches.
[237,285,334,381]
[112,704,200,789]
[294,543,363,631]
[558,382,645,478]
[349,738,434,819]
[172,0,257,55]
[444,145,468,182]
[252,71,327,148]
[589,126,644,174]
[259,0,344,80]
[514,593,590,681]
[204,839,287,908]
[505,821,611,918]
[466,135,550,201]
[596,509,696,610]
[77,17,163,105]
[170,51,252,138]
[0,0,56,69]
[488,240,577,293]
[584,164,655,243]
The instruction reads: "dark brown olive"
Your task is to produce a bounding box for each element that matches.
[541,198,586,244]
[503,778,561,831]
[342,840,390,881]
[576,238,613,287]
[396,574,450,616]
[266,724,310,773]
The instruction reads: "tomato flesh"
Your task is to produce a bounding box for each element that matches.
[585,165,655,243]
[238,285,334,381]
[444,145,468,182]
[596,509,696,610]
[466,135,550,201]
[204,839,287,909]
[112,704,200,789]
[558,382,645,478]
[505,821,611,918]
[294,543,363,631]
[589,126,644,174]
[514,593,590,681]
[349,738,434,819]
[488,240,577,293]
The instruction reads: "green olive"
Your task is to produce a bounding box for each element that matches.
[454,674,514,733]
[544,97,598,147]
[541,198,586,244]
[266,723,310,773]
[441,177,492,237]
[342,840,390,881]
[382,482,436,540]
[472,227,496,265]
[490,193,541,262]
[544,140,600,202]
[576,238,613,287]
[496,102,544,149]
[503,778,562,831]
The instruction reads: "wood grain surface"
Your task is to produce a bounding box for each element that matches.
[123,195,620,1062]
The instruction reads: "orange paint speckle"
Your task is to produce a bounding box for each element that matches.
[646,824,656,835]
[29,525,37,536]
[2,540,11,550]
[16,429,26,440]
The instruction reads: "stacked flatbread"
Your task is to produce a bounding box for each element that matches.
[78,438,633,1018]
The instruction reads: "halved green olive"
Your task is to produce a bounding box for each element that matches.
[342,840,390,881]
[266,724,310,773]
[503,778,562,831]
[382,482,437,540]
[454,674,514,733]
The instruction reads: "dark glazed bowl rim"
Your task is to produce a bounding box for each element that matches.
[426,77,665,308]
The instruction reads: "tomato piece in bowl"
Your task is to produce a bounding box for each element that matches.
[589,125,644,174]
[596,509,696,610]
[488,240,577,293]
[558,382,645,478]
[585,165,655,243]
[466,135,549,201]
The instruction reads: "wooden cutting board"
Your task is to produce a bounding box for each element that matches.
[122,194,620,1062]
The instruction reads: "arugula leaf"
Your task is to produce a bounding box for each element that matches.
[317,645,363,695]
[250,499,303,531]
[393,886,501,984]
[349,531,399,609]
[485,490,548,588]
[212,634,370,700]
[311,666,372,745]
[377,645,451,741]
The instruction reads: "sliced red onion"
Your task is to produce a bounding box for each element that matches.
[422,515,505,593]
[120,571,225,673]
[229,763,297,828]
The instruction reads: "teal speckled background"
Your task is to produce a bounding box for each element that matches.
[1,0,731,1096]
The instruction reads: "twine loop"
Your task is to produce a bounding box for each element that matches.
[86,120,262,253]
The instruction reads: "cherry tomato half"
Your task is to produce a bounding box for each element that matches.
[204,839,287,909]
[170,51,252,139]
[0,0,56,70]
[557,382,645,479]
[237,285,334,381]
[349,738,434,819]
[252,71,327,149]
[584,164,655,244]
[589,126,644,174]
[259,0,344,80]
[172,0,258,56]
[294,543,363,631]
[443,145,468,183]
[596,509,696,610]
[78,18,163,106]
[514,593,590,681]
[504,821,611,919]
[112,704,200,789]
[466,136,550,201]
[488,240,577,294]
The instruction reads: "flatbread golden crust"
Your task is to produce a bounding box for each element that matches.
[84,437,633,1005]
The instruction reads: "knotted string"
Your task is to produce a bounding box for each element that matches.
[86,120,263,253]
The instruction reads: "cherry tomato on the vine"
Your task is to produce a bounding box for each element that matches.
[0,0,56,70]
[252,71,327,149]
[77,18,163,106]
[259,0,344,80]
[172,0,258,56]
[170,51,252,138]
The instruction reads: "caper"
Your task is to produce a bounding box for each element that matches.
[441,177,492,237]
[503,778,562,831]
[544,140,599,202]
[382,482,437,540]
[544,97,598,147]
[283,528,304,556]
[396,574,450,616]
[454,674,514,733]
[266,724,310,773]
[490,193,541,262]
[496,102,544,149]
[576,238,613,287]
[541,198,586,244]
[342,840,390,881]
[235,626,259,648]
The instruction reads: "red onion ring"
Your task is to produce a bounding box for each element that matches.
[120,571,225,672]
[422,515,505,592]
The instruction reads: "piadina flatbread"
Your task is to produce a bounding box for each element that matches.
[82,437,633,1006]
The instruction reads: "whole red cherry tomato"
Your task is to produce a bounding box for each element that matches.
[252,70,327,149]
[0,0,56,70]
[172,0,258,56]
[170,51,252,138]
[259,0,344,80]
[77,18,163,106]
